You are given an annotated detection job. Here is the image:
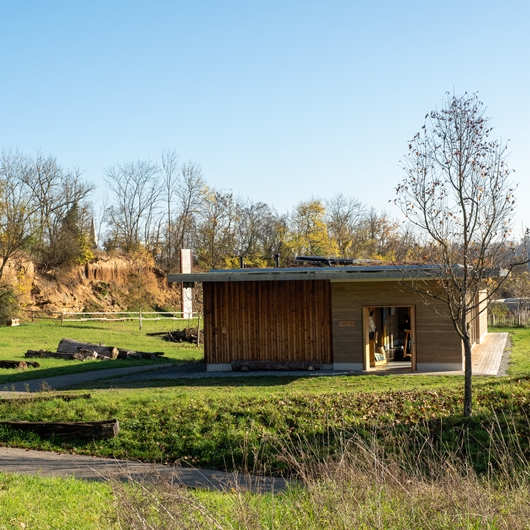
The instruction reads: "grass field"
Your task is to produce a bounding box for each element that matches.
[1,322,530,528]
[0,319,202,385]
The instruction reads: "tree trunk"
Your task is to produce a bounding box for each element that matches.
[463,334,473,417]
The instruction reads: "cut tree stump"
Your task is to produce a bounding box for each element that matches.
[0,419,119,439]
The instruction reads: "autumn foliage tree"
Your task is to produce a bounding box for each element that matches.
[288,199,338,257]
[395,92,528,416]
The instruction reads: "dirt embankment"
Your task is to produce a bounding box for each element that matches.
[6,256,180,313]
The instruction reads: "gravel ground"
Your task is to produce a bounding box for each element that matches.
[104,361,359,384]
[496,336,512,376]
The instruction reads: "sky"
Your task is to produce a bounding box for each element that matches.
[1,0,529,234]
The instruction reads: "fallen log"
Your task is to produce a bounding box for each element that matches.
[164,328,203,344]
[72,349,98,361]
[25,361,40,368]
[116,349,164,360]
[25,350,74,360]
[0,419,119,440]
[57,338,119,359]
[0,360,28,369]
[25,341,163,362]
[139,350,165,357]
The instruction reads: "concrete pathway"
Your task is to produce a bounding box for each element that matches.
[0,363,174,393]
[0,446,289,492]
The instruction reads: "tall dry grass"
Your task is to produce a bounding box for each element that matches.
[108,416,530,529]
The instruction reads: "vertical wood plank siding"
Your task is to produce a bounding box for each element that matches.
[203,280,333,364]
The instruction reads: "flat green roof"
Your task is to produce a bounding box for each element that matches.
[167,265,443,283]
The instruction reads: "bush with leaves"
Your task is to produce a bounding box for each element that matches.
[0,283,19,325]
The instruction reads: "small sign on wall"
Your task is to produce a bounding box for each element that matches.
[338,320,356,327]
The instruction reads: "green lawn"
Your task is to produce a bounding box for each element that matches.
[1,325,530,529]
[0,319,203,385]
[0,473,115,529]
[0,325,526,474]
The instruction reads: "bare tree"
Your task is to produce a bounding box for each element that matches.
[326,193,366,257]
[22,152,94,267]
[0,150,94,275]
[0,151,36,279]
[232,199,276,267]
[258,209,289,266]
[104,160,162,253]
[161,149,180,270]
[395,92,527,416]
[172,161,206,259]
[355,208,401,260]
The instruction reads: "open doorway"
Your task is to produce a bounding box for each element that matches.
[363,306,416,372]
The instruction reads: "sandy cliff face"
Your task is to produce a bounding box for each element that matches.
[6,256,179,313]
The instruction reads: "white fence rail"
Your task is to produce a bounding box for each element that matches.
[25,310,200,324]
[24,310,203,345]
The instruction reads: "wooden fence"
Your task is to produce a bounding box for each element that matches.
[488,313,530,328]
[24,310,200,325]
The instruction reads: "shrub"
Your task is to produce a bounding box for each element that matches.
[0,283,19,325]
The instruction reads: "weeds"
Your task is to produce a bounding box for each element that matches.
[108,420,530,529]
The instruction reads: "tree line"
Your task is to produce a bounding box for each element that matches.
[0,148,415,278]
[2,92,526,419]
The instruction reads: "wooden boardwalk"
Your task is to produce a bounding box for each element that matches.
[471,332,508,376]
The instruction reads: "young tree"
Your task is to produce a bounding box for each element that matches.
[395,92,527,416]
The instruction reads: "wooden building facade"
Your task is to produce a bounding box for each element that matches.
[203,280,332,366]
[168,266,488,373]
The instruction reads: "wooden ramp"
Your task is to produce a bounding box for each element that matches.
[472,332,508,375]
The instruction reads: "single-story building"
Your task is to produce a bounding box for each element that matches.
[167,265,488,373]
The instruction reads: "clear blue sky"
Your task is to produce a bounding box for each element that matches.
[1,1,529,232]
